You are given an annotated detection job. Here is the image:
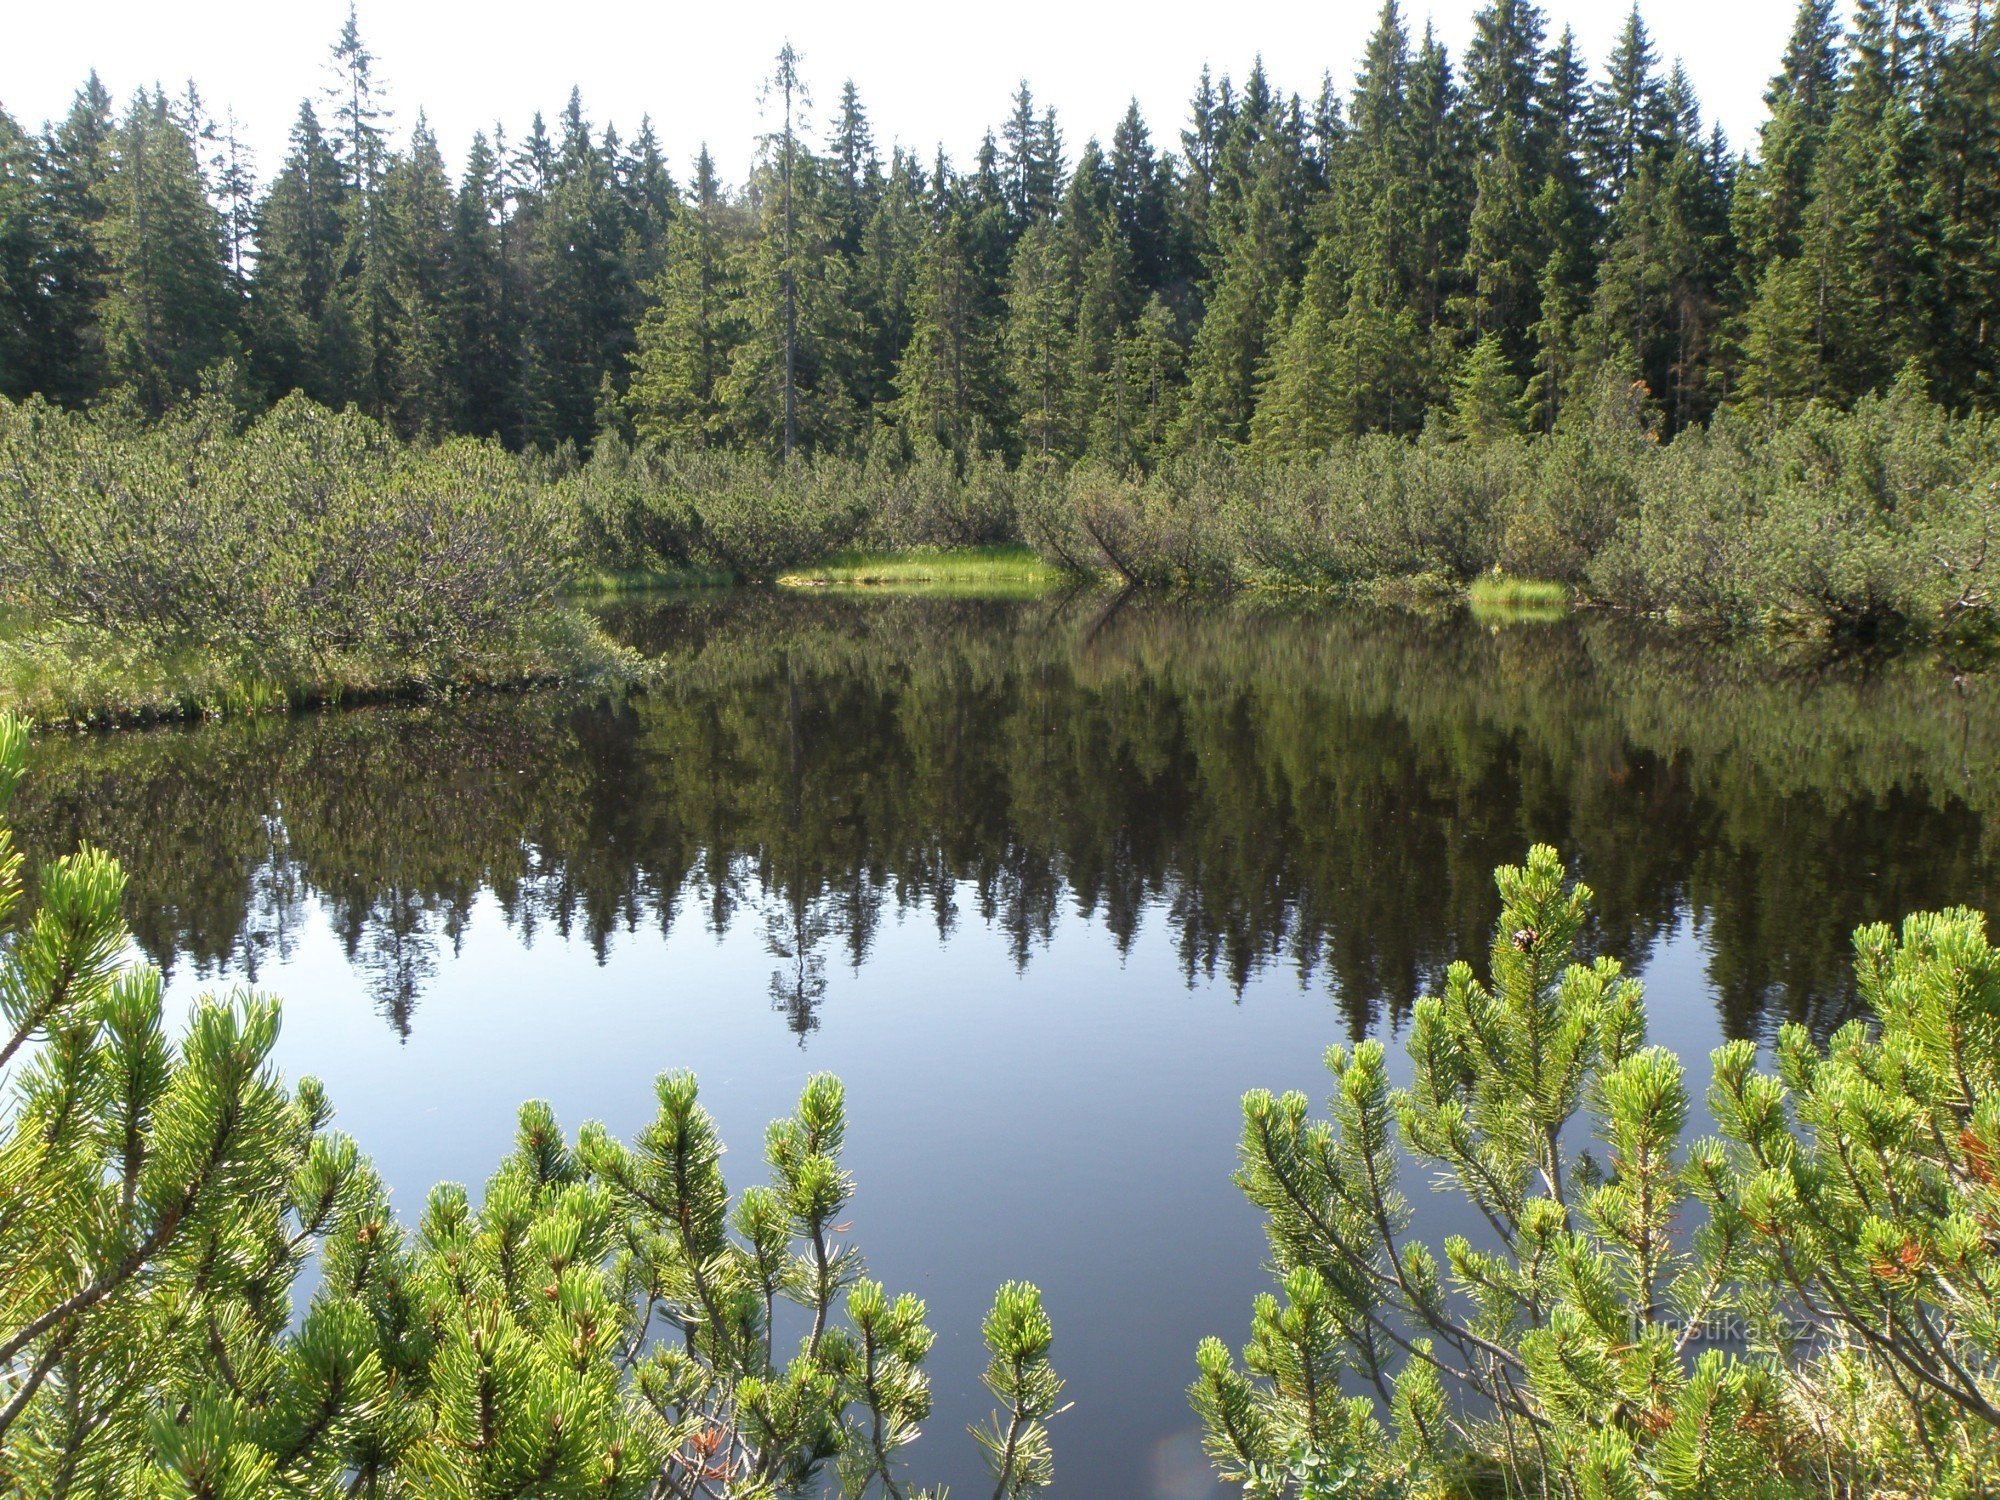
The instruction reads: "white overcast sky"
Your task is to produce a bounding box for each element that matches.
[6,1,1805,188]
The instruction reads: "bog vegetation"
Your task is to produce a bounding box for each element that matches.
[3,367,1993,720]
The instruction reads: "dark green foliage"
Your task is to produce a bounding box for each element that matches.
[0,6,1995,660]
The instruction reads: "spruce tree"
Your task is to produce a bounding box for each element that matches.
[93,90,236,414]
[627,147,738,449]
[893,199,1003,457]
[851,146,929,423]
[1000,83,1064,234]
[1590,4,1671,204]
[1915,0,2000,405]
[517,89,636,449]
[1069,221,1135,454]
[0,107,36,401]
[1735,0,1842,269]
[1093,293,1183,466]
[324,1,390,198]
[1181,130,1306,447]
[724,84,863,457]
[1802,0,1935,401]
[1589,73,1735,430]
[1108,101,1174,298]
[27,75,117,406]
[615,114,677,285]
[371,116,456,434]
[1453,329,1527,441]
[447,130,518,439]
[1004,218,1076,461]
[1526,27,1600,429]
[249,103,354,405]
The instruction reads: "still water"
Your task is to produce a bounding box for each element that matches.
[17,591,2000,1496]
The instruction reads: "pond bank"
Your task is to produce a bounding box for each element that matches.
[0,613,635,730]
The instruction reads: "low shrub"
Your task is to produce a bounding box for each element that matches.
[0,393,577,673]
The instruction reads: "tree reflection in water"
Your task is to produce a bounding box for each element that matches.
[16,590,2000,1043]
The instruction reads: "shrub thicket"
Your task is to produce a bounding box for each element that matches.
[0,393,577,673]
[1015,371,1999,638]
[570,437,1024,581]
[4,368,1994,708]
[572,368,1999,641]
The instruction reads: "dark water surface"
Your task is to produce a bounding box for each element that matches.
[17,591,2000,1496]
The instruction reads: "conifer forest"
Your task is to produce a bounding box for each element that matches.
[7,2,2000,1498]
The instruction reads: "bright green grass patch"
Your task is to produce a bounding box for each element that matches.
[1467,574,1572,609]
[778,546,1064,595]
[1467,573,1572,622]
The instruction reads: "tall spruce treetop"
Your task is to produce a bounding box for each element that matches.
[27,73,117,405]
[1463,0,1549,148]
[324,3,389,196]
[250,101,352,404]
[0,107,37,399]
[1000,82,1065,231]
[94,90,237,414]
[762,43,808,458]
[1352,0,1412,154]
[1592,4,1671,201]
[831,81,879,198]
[1109,100,1174,295]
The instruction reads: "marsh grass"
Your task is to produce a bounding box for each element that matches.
[778,546,1064,596]
[1467,573,1573,623]
[566,563,740,595]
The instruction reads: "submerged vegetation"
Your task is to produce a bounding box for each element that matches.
[0,712,1064,1498]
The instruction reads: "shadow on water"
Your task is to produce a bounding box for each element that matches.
[12,591,2000,1496]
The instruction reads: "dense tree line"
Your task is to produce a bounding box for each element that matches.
[4,0,1997,459]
